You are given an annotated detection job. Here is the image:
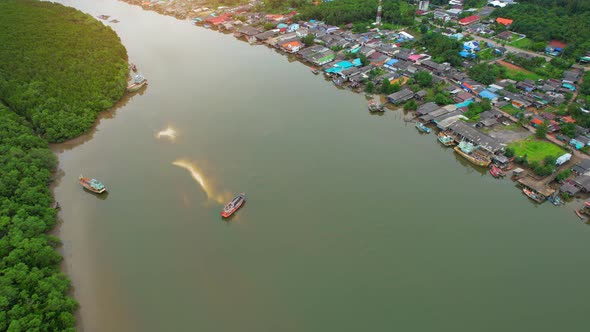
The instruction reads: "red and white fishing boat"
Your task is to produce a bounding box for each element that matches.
[221,193,246,218]
[489,165,505,178]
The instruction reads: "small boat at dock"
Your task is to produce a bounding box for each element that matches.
[523,188,543,203]
[368,100,384,112]
[221,193,246,218]
[437,132,455,146]
[575,210,585,220]
[415,122,431,133]
[79,175,106,194]
[454,141,491,167]
[127,73,147,92]
[489,165,505,178]
[310,67,319,75]
[129,63,138,72]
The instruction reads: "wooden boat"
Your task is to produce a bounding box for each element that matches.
[523,188,543,203]
[130,63,138,72]
[368,100,384,112]
[97,15,110,20]
[127,73,147,92]
[221,193,246,218]
[415,122,431,133]
[489,165,505,178]
[437,132,456,146]
[79,175,106,194]
[575,210,585,220]
[310,67,319,74]
[127,80,147,92]
[454,141,491,167]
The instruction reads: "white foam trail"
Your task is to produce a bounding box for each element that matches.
[156,126,177,141]
[172,160,232,204]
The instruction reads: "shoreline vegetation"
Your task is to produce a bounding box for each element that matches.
[0,0,130,330]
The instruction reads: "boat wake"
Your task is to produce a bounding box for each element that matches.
[172,159,232,204]
[156,126,177,141]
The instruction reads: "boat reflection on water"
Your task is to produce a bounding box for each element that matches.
[172,159,233,204]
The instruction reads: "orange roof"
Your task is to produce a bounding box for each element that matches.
[496,17,513,26]
[531,118,543,125]
[562,116,576,123]
[282,41,302,49]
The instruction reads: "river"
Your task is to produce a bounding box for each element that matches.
[49,1,590,331]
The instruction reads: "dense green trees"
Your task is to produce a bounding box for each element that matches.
[491,0,590,59]
[0,0,128,142]
[0,104,77,331]
[0,1,130,330]
[418,32,463,66]
[296,0,415,27]
[468,63,507,85]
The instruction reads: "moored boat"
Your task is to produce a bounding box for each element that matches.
[79,175,106,194]
[453,141,491,167]
[575,210,585,220]
[221,193,246,218]
[437,132,455,146]
[523,188,543,203]
[415,122,431,133]
[368,100,384,112]
[129,63,138,72]
[127,73,147,92]
[310,67,319,74]
[489,165,505,178]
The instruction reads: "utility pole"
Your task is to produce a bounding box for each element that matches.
[376,0,382,26]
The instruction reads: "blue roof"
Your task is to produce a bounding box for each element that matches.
[350,46,361,53]
[385,59,398,66]
[334,61,354,69]
[325,67,343,73]
[479,90,499,100]
[277,23,288,28]
[352,58,362,66]
[456,100,474,108]
[459,51,475,58]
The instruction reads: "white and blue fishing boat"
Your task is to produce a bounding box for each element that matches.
[415,122,431,133]
[437,132,455,146]
[127,73,147,92]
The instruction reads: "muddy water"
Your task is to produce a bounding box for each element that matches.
[50,1,590,331]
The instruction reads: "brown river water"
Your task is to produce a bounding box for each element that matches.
[49,1,590,331]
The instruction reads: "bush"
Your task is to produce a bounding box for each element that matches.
[556,169,572,182]
[504,147,515,158]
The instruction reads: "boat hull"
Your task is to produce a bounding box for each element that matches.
[454,146,491,167]
[127,80,147,92]
[221,193,246,218]
[79,177,106,194]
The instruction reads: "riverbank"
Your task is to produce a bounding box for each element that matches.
[120,0,587,215]
[0,1,134,329]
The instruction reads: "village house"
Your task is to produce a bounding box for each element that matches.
[280,40,303,53]
[387,88,415,104]
[446,121,504,154]
[496,31,513,41]
[416,102,440,116]
[458,15,480,26]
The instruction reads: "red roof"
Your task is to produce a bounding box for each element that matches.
[562,116,576,123]
[548,40,567,49]
[531,118,543,125]
[205,13,231,25]
[496,17,513,26]
[458,15,480,25]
